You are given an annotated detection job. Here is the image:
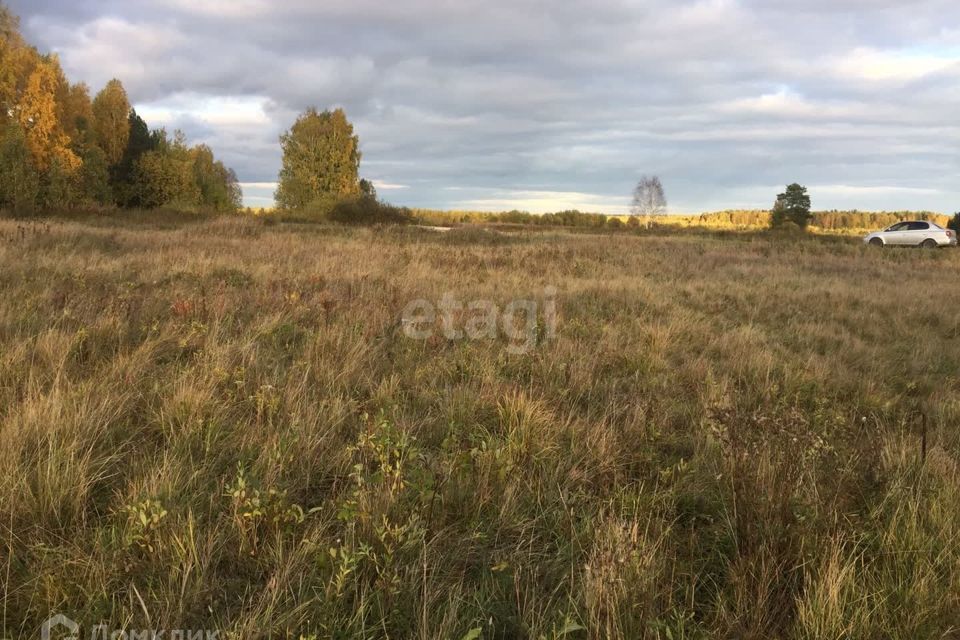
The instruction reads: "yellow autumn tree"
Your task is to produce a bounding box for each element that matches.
[0,7,37,126]
[0,3,19,44]
[62,82,95,144]
[274,107,361,210]
[92,79,130,166]
[16,56,79,172]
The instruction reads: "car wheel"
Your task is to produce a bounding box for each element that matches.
[869,238,883,247]
[921,239,938,249]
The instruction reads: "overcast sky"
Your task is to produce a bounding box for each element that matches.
[10,0,960,212]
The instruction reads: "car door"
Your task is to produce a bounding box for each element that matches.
[883,222,910,245]
[904,221,932,246]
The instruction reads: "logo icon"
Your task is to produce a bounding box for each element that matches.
[41,614,79,640]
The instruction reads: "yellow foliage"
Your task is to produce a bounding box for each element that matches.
[16,58,79,172]
[0,37,37,122]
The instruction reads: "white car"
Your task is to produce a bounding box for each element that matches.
[864,221,957,248]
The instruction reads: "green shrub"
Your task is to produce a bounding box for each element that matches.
[770,219,803,236]
[328,196,414,226]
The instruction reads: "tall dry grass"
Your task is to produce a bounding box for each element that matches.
[1,212,959,638]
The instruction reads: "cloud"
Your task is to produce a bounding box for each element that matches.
[834,47,960,84]
[812,185,942,196]
[154,0,269,18]
[239,182,278,190]
[449,189,633,214]
[7,0,960,211]
[373,181,409,190]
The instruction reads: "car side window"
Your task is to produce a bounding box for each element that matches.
[887,223,908,232]
[907,222,929,231]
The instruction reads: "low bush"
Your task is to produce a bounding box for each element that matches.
[329,196,415,226]
[267,195,414,226]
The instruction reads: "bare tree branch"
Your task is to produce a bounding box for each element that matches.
[630,175,667,228]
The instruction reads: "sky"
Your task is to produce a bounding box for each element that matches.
[9,0,960,213]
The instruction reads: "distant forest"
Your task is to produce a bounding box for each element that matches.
[411,208,954,232]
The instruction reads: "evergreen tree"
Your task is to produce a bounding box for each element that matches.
[770,183,812,230]
[948,212,960,235]
[113,110,158,206]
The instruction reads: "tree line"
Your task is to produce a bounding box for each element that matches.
[0,3,241,213]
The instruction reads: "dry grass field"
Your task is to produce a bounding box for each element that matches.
[2,213,959,639]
